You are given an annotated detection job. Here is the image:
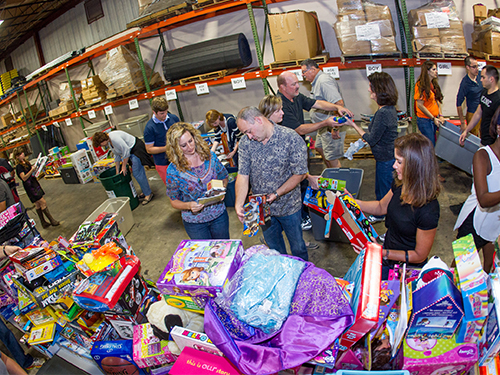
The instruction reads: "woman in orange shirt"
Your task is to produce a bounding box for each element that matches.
[415,61,446,146]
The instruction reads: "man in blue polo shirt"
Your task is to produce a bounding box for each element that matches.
[143,97,180,184]
[456,56,483,135]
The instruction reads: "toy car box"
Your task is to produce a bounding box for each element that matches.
[91,340,148,375]
[157,240,244,298]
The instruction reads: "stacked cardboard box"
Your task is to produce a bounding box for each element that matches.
[409,0,467,55]
[268,11,322,62]
[81,76,107,106]
[334,0,398,56]
[471,6,500,55]
[48,101,75,118]
[99,45,163,99]
[1,113,15,128]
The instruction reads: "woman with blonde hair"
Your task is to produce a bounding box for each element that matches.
[258,95,284,124]
[355,133,441,279]
[166,122,229,239]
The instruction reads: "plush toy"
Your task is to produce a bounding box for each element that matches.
[146,297,204,355]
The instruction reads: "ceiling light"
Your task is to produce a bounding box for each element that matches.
[0,21,4,26]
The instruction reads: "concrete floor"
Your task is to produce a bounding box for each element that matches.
[20,155,473,282]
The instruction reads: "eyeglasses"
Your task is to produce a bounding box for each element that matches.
[469,65,479,69]
[301,67,313,74]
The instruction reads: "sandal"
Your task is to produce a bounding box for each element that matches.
[138,193,145,199]
[142,193,154,205]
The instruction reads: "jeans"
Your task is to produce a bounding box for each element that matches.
[0,318,33,368]
[130,154,152,196]
[417,117,437,146]
[375,159,395,201]
[263,209,308,261]
[183,210,230,240]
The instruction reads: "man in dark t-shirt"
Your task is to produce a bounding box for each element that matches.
[460,65,500,146]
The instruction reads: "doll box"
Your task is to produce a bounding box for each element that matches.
[407,274,464,340]
[91,340,148,375]
[133,323,176,368]
[170,346,242,375]
[157,240,244,298]
[456,315,486,344]
[402,335,478,375]
[170,326,223,357]
[479,274,500,365]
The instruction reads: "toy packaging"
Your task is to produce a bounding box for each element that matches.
[108,273,148,317]
[170,326,223,357]
[14,254,63,282]
[371,279,400,334]
[169,346,242,375]
[408,273,464,340]
[198,180,226,206]
[91,340,148,375]
[303,187,329,215]
[248,194,270,225]
[163,294,205,314]
[479,273,500,365]
[401,334,478,374]
[133,323,176,368]
[317,177,346,191]
[157,240,244,298]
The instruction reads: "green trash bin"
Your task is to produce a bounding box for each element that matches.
[98,167,140,210]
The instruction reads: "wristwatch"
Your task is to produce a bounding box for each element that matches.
[383,249,389,260]
[273,191,280,199]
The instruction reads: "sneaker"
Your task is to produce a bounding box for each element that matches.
[367,215,385,224]
[26,358,45,370]
[301,216,312,231]
[306,242,319,250]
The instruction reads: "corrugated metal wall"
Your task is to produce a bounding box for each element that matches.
[7,0,139,74]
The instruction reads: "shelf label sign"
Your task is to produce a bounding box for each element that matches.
[355,24,381,41]
[425,12,450,29]
[437,62,452,75]
[104,105,113,115]
[165,89,177,101]
[42,125,47,132]
[366,64,382,77]
[65,118,73,126]
[231,77,246,90]
[478,61,486,70]
[129,99,139,110]
[290,69,303,81]
[196,83,209,95]
[53,122,60,128]
[323,66,340,79]
[88,110,96,119]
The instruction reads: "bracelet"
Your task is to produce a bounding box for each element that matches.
[2,245,6,258]
[274,191,280,198]
[405,250,409,264]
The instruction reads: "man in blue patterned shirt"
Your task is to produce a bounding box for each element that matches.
[235,106,309,261]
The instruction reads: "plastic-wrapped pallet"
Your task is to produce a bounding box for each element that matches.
[99,45,163,99]
[408,0,466,55]
[334,0,399,56]
[471,7,500,56]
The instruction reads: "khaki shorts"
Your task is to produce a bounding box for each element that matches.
[315,129,346,161]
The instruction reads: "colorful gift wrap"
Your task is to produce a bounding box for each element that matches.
[407,274,464,340]
[401,335,478,374]
[132,323,176,368]
[170,326,223,357]
[91,340,148,375]
[169,346,242,375]
[157,240,244,298]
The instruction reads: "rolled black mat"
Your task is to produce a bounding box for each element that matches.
[162,33,252,81]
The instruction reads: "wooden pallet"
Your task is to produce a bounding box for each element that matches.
[341,52,402,63]
[269,53,330,69]
[414,52,469,60]
[192,0,231,10]
[179,68,236,85]
[50,111,75,120]
[344,134,373,159]
[468,49,500,61]
[127,2,193,28]
[44,174,61,179]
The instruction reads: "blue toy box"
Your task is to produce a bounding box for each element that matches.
[91,339,148,375]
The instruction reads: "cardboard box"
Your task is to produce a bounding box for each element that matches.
[337,0,363,12]
[409,8,434,26]
[157,240,244,298]
[1,113,14,128]
[334,19,365,36]
[371,36,398,53]
[402,335,478,374]
[439,20,464,36]
[479,274,500,365]
[338,36,371,55]
[441,36,467,54]
[132,323,176,368]
[412,26,440,38]
[163,295,205,314]
[364,4,391,21]
[337,10,366,22]
[170,326,223,357]
[412,37,442,53]
[483,30,500,54]
[474,4,488,18]
[269,11,322,61]
[91,340,148,375]
[339,243,382,350]
[170,347,242,375]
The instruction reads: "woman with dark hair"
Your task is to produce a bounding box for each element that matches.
[415,60,445,146]
[165,122,229,240]
[336,72,398,223]
[454,107,500,273]
[355,133,441,279]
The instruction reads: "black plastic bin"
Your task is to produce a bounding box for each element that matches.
[310,168,364,242]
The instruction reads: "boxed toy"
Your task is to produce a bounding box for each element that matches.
[198,179,226,206]
[402,335,478,374]
[339,243,382,350]
[170,346,242,375]
[157,240,244,298]
[371,279,400,334]
[318,177,346,191]
[91,340,148,375]
[456,315,486,344]
[133,323,176,368]
[407,273,464,339]
[303,187,329,215]
[479,273,500,365]
[14,255,63,282]
[248,194,270,225]
[164,295,205,314]
[170,326,223,357]
[108,273,149,317]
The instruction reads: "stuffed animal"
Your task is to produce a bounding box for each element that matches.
[146,298,204,355]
